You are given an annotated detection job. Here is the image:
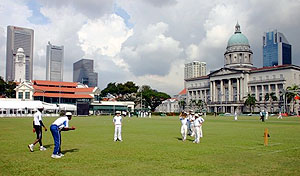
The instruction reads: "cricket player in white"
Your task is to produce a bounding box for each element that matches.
[234,111,238,121]
[193,113,205,143]
[113,111,123,142]
[189,112,195,137]
[266,111,269,120]
[179,112,188,141]
[278,111,283,119]
[28,106,47,152]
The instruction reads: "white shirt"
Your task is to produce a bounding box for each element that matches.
[113,115,122,125]
[189,115,195,124]
[194,117,204,127]
[179,117,188,125]
[52,116,69,130]
[33,111,42,126]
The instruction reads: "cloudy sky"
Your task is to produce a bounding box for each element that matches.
[0,0,300,95]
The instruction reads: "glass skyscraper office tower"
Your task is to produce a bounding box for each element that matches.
[263,30,292,67]
[6,26,34,81]
[73,59,98,87]
[46,41,64,81]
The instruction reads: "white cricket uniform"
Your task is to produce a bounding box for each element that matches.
[234,112,238,121]
[266,111,269,120]
[52,116,69,130]
[113,115,122,141]
[189,115,195,137]
[179,117,188,141]
[33,111,43,126]
[194,117,204,143]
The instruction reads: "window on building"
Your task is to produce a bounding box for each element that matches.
[259,76,262,81]
[294,73,296,79]
[266,76,269,80]
[273,75,276,79]
[18,92,23,99]
[253,77,256,81]
[280,74,283,79]
[25,92,30,99]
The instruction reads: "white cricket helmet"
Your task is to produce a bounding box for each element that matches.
[66,112,72,116]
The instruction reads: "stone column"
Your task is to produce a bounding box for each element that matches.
[210,81,213,102]
[228,79,232,101]
[213,81,216,102]
[237,78,240,101]
[261,85,264,102]
[220,80,224,102]
[275,84,279,100]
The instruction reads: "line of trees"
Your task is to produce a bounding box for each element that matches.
[101,81,170,111]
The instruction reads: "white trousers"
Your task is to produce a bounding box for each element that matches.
[194,126,200,143]
[114,125,122,141]
[199,126,203,138]
[181,125,187,140]
[190,123,195,137]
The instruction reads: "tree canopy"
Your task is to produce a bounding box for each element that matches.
[101,82,170,111]
[0,76,16,98]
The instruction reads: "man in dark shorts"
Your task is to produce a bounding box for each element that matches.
[28,105,47,152]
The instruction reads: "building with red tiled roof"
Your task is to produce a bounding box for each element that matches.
[15,80,100,104]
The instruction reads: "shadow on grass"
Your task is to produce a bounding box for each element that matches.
[61,148,79,154]
[44,144,54,148]
[175,137,194,141]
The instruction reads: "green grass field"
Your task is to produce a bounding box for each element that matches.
[1,115,300,176]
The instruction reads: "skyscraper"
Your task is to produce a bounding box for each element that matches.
[73,59,98,87]
[6,26,34,81]
[46,41,64,81]
[184,61,206,79]
[263,30,292,67]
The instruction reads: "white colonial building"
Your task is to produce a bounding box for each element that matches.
[185,23,300,113]
[155,98,180,113]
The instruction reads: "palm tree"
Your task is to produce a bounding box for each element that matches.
[195,100,203,112]
[286,85,299,113]
[244,94,256,113]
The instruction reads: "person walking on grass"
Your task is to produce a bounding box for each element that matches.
[28,106,47,152]
[50,112,75,159]
[179,112,188,141]
[234,111,238,121]
[113,111,123,142]
[260,109,265,122]
[193,113,204,144]
[278,111,283,119]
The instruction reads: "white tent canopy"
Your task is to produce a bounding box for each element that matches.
[0,99,58,110]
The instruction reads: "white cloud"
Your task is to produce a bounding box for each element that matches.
[78,14,133,58]
[121,22,183,77]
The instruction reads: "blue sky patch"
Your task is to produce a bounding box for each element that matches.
[26,0,50,25]
[113,3,134,29]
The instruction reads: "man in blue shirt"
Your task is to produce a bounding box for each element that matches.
[50,112,75,159]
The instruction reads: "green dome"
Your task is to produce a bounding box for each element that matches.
[227,33,249,47]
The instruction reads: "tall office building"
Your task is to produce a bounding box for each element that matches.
[184,61,206,79]
[73,59,98,87]
[46,41,64,81]
[6,26,34,81]
[263,30,292,67]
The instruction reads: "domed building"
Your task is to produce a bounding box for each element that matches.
[184,23,300,114]
[224,23,253,70]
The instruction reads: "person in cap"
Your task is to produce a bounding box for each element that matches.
[198,113,205,138]
[50,112,75,159]
[188,112,195,137]
[179,112,188,141]
[113,111,123,142]
[193,113,205,143]
[28,105,47,152]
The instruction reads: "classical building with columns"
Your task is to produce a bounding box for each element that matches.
[185,23,300,113]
